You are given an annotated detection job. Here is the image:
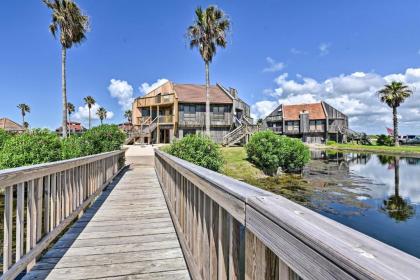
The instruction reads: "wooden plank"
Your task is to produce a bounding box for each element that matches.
[43,175,50,235]
[3,185,13,271]
[50,173,56,231]
[36,177,43,241]
[218,206,229,280]
[26,180,36,270]
[16,183,25,262]
[24,258,188,280]
[228,215,240,280]
[209,200,218,280]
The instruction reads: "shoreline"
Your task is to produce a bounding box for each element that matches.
[308,143,420,158]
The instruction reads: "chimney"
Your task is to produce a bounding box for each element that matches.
[229,87,237,98]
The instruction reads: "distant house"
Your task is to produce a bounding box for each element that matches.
[0,117,25,133]
[131,80,252,144]
[118,122,133,133]
[264,102,348,143]
[56,121,86,135]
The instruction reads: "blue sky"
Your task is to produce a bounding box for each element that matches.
[1,0,420,133]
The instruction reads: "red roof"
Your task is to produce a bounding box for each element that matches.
[283,103,326,120]
[174,84,232,104]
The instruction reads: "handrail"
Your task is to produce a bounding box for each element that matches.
[155,149,420,280]
[1,150,126,279]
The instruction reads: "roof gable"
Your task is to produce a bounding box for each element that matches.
[0,118,24,131]
[283,103,326,120]
[174,84,233,104]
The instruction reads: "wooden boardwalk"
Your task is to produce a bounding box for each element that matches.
[22,159,190,280]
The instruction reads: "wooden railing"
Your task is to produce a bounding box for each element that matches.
[136,93,175,107]
[0,150,126,279]
[155,149,420,280]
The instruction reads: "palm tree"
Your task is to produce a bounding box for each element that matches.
[43,0,89,138]
[67,102,75,122]
[96,107,107,125]
[377,81,413,146]
[83,96,96,128]
[382,157,415,221]
[187,6,230,136]
[17,103,30,126]
[124,110,132,124]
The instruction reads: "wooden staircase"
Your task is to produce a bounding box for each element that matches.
[222,117,258,147]
[124,117,158,144]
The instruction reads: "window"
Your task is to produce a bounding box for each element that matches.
[287,121,299,131]
[141,108,150,116]
[183,105,196,118]
[316,120,324,131]
[310,120,325,131]
[212,105,225,120]
[310,120,316,131]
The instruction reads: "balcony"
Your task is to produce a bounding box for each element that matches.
[158,115,173,124]
[266,115,282,122]
[136,93,175,107]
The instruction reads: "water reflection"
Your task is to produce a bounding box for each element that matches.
[304,150,420,258]
[381,157,415,222]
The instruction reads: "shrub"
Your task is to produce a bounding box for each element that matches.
[80,124,126,155]
[246,130,310,175]
[61,135,83,159]
[326,140,336,146]
[166,134,224,171]
[0,129,62,169]
[0,129,12,149]
[377,134,393,146]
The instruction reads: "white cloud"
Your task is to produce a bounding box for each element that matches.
[319,42,331,56]
[251,100,278,120]
[263,57,285,73]
[290,48,306,55]
[139,79,169,95]
[252,68,420,134]
[108,79,134,111]
[74,103,114,124]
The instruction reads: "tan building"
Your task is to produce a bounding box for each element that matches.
[131,81,252,144]
[0,117,25,133]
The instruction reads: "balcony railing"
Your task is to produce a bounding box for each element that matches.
[266,115,282,122]
[268,126,283,133]
[158,115,173,124]
[136,93,175,107]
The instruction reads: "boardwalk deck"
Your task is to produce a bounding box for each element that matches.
[21,154,190,280]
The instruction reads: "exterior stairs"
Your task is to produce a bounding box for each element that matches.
[222,117,259,147]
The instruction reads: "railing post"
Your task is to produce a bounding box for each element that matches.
[3,185,13,272]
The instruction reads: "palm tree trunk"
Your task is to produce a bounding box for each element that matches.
[62,46,68,138]
[88,108,91,129]
[21,113,24,126]
[394,157,400,197]
[393,106,399,146]
[205,61,211,136]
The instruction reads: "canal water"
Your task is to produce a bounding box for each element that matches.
[302,151,420,258]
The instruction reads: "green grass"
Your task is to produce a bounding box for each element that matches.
[326,143,420,155]
[221,147,264,182]
[221,147,312,204]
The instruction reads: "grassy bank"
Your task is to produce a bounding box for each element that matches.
[325,143,420,157]
[221,147,311,204]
